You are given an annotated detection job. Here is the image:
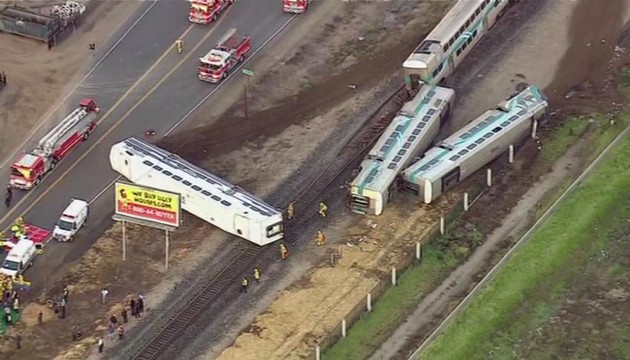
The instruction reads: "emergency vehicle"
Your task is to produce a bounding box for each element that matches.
[199,28,251,83]
[188,0,233,24]
[283,0,311,13]
[9,98,100,190]
[53,198,89,242]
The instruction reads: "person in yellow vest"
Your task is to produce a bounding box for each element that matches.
[240,277,249,293]
[175,39,184,54]
[279,243,289,260]
[287,202,295,220]
[10,224,22,240]
[0,231,6,248]
[253,267,262,283]
[315,230,326,246]
[318,201,328,218]
[15,217,26,235]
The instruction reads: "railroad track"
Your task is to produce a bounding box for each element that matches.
[130,84,407,360]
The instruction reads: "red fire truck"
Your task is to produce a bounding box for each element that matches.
[188,0,233,24]
[9,98,100,190]
[198,28,251,83]
[283,0,311,13]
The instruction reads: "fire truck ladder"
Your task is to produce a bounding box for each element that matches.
[216,28,237,49]
[37,106,88,156]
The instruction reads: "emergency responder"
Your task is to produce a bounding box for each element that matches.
[315,230,326,247]
[15,217,25,235]
[287,202,295,220]
[318,201,328,218]
[253,267,262,283]
[5,186,12,208]
[10,224,22,240]
[0,231,6,248]
[175,39,184,54]
[89,42,96,56]
[279,243,289,260]
[240,277,249,293]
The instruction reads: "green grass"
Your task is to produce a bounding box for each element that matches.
[419,127,630,360]
[322,245,458,360]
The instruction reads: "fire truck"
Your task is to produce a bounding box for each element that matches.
[198,28,251,83]
[283,0,311,13]
[188,0,233,24]
[9,98,100,190]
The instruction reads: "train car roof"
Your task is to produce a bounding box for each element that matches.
[351,85,454,193]
[113,137,281,219]
[404,0,483,66]
[403,86,548,182]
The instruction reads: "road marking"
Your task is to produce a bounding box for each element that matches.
[89,15,299,207]
[0,11,234,225]
[0,1,159,169]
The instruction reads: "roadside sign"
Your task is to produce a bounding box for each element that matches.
[114,182,181,228]
[242,68,254,77]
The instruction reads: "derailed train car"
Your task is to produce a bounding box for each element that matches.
[400,85,549,204]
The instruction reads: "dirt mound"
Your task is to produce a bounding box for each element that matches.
[545,0,629,114]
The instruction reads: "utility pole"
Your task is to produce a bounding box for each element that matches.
[242,68,254,120]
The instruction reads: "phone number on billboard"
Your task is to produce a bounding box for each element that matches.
[128,205,176,220]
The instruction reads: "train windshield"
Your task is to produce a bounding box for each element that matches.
[266,222,283,238]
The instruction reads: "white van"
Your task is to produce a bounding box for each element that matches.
[0,239,37,277]
[53,198,89,242]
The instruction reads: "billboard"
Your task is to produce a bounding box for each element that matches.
[114,182,181,228]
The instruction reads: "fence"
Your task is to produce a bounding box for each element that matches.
[311,165,502,359]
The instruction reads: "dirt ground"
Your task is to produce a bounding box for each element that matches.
[0,0,141,163]
[372,0,630,358]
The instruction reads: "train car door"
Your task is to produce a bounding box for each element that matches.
[234,214,250,239]
[441,166,461,191]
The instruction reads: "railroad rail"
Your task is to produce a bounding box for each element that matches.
[130,84,407,360]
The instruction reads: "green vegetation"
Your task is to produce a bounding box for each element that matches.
[420,124,630,360]
[323,245,459,360]
[322,114,628,360]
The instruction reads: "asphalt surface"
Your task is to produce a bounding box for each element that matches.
[0,0,298,290]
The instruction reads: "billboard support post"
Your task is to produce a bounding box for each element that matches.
[165,229,169,270]
[122,219,127,261]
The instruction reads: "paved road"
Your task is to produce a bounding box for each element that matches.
[0,0,298,289]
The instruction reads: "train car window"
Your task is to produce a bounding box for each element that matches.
[501,121,510,127]
[419,164,431,171]
[467,144,476,150]
[423,115,431,122]
[172,175,182,181]
[395,125,405,132]
[211,195,221,201]
[444,43,450,52]
[398,149,407,156]
[403,142,412,149]
[192,185,202,191]
[473,29,478,37]
[475,8,481,17]
[466,19,472,27]
[441,167,461,191]
[163,170,172,176]
[458,149,469,156]
[266,223,283,238]
[201,190,212,197]
[142,160,154,167]
[220,200,231,207]
[388,163,397,170]
[509,115,520,122]
[153,165,163,171]
[449,155,460,162]
[409,135,417,141]
[427,109,436,115]
[412,129,422,136]
[432,69,440,79]
[484,132,494,139]
[475,138,485,145]
[418,123,426,129]
[492,127,503,133]
[393,156,402,163]
[366,176,375,183]
[182,180,192,186]
[428,159,439,166]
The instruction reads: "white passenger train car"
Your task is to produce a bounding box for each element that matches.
[403,0,511,90]
[109,137,284,246]
[401,85,549,203]
[349,85,455,215]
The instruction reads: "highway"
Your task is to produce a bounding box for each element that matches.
[0,0,298,284]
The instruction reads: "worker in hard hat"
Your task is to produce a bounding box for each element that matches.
[279,243,289,260]
[287,202,295,220]
[315,231,326,247]
[318,201,328,218]
[175,39,184,54]
[10,224,23,240]
[0,231,6,249]
[15,217,26,235]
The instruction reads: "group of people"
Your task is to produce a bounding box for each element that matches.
[98,295,144,352]
[3,285,21,327]
[0,216,29,250]
[277,200,329,261]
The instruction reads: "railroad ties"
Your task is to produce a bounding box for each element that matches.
[130,85,407,360]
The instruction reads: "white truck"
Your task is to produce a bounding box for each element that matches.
[53,198,89,242]
[0,239,37,277]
